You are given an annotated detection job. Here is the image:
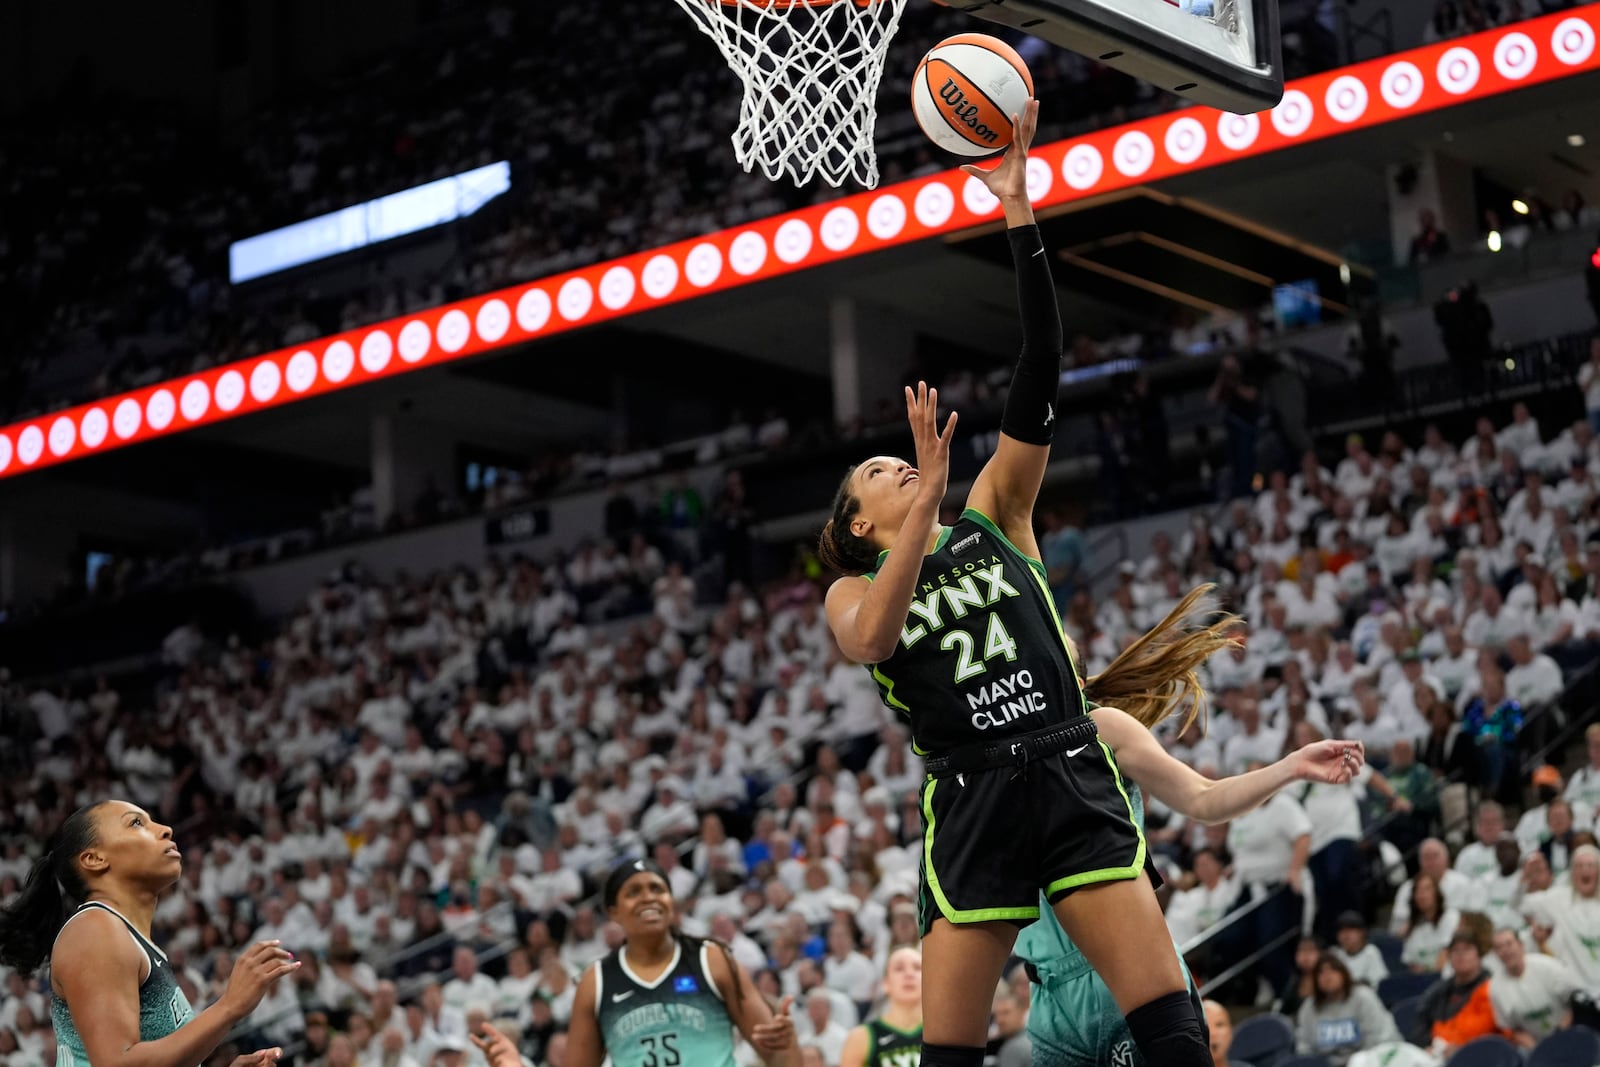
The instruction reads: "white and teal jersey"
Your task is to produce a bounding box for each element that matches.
[594,939,738,1067]
[1014,785,1196,1067]
[51,903,195,1067]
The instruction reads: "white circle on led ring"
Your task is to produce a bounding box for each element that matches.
[1380,61,1425,109]
[1113,130,1155,176]
[517,289,553,331]
[1165,117,1208,164]
[1025,157,1053,201]
[286,350,318,392]
[436,309,472,352]
[216,370,246,411]
[915,182,954,228]
[963,176,1000,216]
[250,361,282,402]
[360,330,393,373]
[0,435,10,471]
[729,232,767,277]
[398,320,432,363]
[558,277,594,320]
[1062,144,1104,190]
[1217,112,1260,151]
[774,219,812,265]
[867,195,906,240]
[323,340,356,382]
[48,416,75,456]
[1271,90,1314,137]
[476,299,511,342]
[686,244,722,288]
[17,425,43,466]
[1553,17,1595,65]
[1325,75,1369,123]
[1494,32,1538,80]
[641,256,678,299]
[146,389,176,430]
[599,267,636,309]
[180,379,210,421]
[80,408,108,449]
[821,206,860,252]
[113,398,142,439]
[1437,47,1480,94]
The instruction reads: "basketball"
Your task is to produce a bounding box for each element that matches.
[911,33,1035,158]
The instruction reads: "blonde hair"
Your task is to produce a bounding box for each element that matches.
[1080,584,1241,737]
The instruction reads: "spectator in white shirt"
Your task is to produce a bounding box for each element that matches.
[1466,838,1527,933]
[442,947,498,1015]
[1221,698,1285,776]
[1502,634,1565,709]
[1391,839,1475,934]
[1227,784,1314,993]
[1332,913,1390,986]
[493,948,539,1022]
[1454,802,1509,880]
[1342,684,1402,766]
[1566,723,1600,812]
[797,991,851,1065]
[1521,845,1600,990]
[1399,872,1461,973]
[1488,927,1580,1049]
[1165,847,1239,948]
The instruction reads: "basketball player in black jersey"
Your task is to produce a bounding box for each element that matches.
[839,946,921,1067]
[817,100,1213,1067]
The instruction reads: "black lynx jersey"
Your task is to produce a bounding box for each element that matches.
[864,507,1086,755]
[593,940,737,1067]
[864,1018,921,1067]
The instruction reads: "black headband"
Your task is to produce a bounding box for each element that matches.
[602,858,669,908]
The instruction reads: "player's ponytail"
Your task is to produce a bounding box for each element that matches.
[0,802,104,976]
[671,929,748,1016]
[1083,584,1240,738]
[817,465,879,575]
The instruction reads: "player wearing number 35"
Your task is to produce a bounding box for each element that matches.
[818,99,1231,1067]
[469,859,800,1067]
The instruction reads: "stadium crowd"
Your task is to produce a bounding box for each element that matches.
[3,371,1600,1067]
[3,0,1588,426]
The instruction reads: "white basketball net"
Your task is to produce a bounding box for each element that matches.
[669,0,913,189]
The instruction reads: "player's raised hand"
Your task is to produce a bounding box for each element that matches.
[470,1023,521,1067]
[750,994,797,1053]
[227,1048,283,1067]
[906,381,956,507]
[220,941,299,1020]
[1291,740,1366,785]
[960,98,1038,201]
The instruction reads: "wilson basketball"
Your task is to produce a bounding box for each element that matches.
[912,33,1035,158]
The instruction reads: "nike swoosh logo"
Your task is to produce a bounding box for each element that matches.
[1032,248,1045,257]
[612,991,634,1003]
[1064,745,1089,757]
[878,1035,896,1045]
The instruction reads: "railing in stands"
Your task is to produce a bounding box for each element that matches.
[1184,660,1586,999]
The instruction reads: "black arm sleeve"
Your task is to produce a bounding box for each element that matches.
[1000,224,1064,446]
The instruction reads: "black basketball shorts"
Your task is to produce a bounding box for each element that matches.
[916,735,1148,936]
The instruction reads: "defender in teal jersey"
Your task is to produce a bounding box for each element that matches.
[552,860,800,1067]
[1020,708,1367,1067]
[0,801,297,1067]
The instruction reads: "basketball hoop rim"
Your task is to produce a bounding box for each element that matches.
[710,0,881,8]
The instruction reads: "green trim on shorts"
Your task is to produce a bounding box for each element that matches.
[1044,739,1148,898]
[921,777,1041,926]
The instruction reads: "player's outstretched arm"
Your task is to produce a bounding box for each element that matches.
[826,382,955,664]
[1092,706,1366,824]
[964,100,1061,552]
